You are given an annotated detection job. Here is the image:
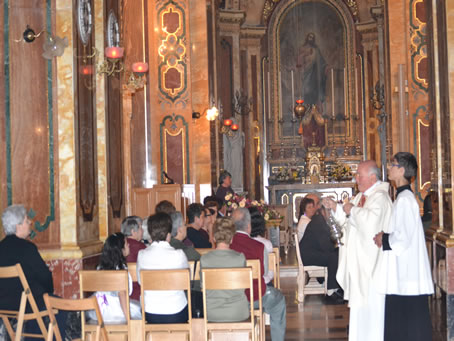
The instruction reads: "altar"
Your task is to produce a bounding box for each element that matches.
[268,182,356,224]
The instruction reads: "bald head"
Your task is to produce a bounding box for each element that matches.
[356,160,380,192]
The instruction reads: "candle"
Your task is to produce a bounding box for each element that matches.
[231,123,239,131]
[132,62,149,74]
[331,68,335,117]
[267,71,271,120]
[291,70,295,114]
[223,119,233,126]
[278,70,282,119]
[105,47,124,59]
[344,67,347,118]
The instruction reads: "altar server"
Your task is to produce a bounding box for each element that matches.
[373,152,433,341]
[323,160,392,341]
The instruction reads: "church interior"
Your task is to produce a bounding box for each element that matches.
[1,0,453,339]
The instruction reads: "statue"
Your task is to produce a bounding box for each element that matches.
[223,125,245,191]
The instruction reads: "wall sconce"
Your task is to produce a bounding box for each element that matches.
[97,47,124,75]
[220,117,239,136]
[16,26,68,60]
[88,46,149,92]
[192,106,219,121]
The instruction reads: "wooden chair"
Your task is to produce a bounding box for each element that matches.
[140,269,192,340]
[188,260,201,281]
[202,267,256,341]
[79,270,131,340]
[269,248,281,289]
[246,259,264,341]
[293,233,327,302]
[43,293,109,341]
[195,248,213,256]
[127,263,137,282]
[0,263,49,341]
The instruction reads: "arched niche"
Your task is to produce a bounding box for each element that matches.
[267,0,357,149]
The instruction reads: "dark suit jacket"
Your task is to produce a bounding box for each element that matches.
[299,214,336,264]
[230,232,265,302]
[0,235,54,310]
[187,227,212,248]
[215,185,234,202]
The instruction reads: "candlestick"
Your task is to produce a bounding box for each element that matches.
[291,70,295,114]
[331,68,335,118]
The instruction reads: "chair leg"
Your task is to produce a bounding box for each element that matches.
[2,316,15,340]
[297,272,305,302]
[15,292,27,341]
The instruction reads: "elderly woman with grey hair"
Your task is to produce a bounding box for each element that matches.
[169,211,200,261]
[121,216,146,301]
[0,204,67,340]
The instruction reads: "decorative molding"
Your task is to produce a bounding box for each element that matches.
[409,0,428,92]
[159,114,190,184]
[157,0,188,103]
[219,10,246,25]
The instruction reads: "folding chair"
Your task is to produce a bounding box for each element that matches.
[127,263,137,282]
[0,263,49,341]
[79,270,131,340]
[246,259,264,341]
[293,233,327,302]
[268,248,281,290]
[202,267,255,341]
[140,269,192,340]
[43,293,108,341]
[188,260,200,281]
[195,248,213,256]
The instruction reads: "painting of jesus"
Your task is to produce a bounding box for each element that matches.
[278,1,346,144]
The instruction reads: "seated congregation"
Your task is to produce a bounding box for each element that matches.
[0,196,286,341]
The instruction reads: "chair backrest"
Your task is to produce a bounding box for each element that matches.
[139,269,192,339]
[195,248,212,256]
[188,260,200,281]
[268,252,279,290]
[43,294,109,341]
[201,267,255,333]
[294,233,304,267]
[127,262,137,282]
[79,270,130,337]
[0,263,48,340]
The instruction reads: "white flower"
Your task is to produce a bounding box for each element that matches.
[252,200,258,206]
[239,199,246,208]
[225,193,233,201]
[232,203,238,209]
[264,213,270,221]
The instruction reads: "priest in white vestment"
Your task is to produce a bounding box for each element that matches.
[323,160,392,341]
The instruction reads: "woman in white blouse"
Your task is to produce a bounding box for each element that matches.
[137,212,189,323]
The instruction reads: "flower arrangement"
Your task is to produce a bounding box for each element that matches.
[331,162,352,181]
[224,193,283,221]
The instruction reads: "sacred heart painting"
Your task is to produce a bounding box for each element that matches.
[277,1,347,145]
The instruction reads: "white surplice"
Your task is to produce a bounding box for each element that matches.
[332,181,392,341]
[373,189,434,295]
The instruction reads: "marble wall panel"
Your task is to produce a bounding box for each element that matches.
[56,0,78,246]
[1,0,60,247]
